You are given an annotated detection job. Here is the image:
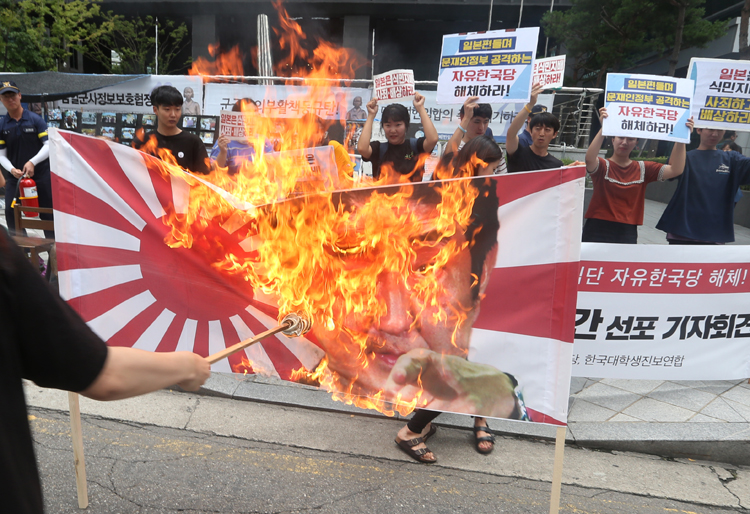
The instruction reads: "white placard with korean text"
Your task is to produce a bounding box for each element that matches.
[58,75,204,114]
[219,110,258,141]
[603,73,694,143]
[436,27,539,105]
[532,55,566,89]
[204,83,371,120]
[688,57,750,131]
[373,69,415,102]
[573,244,750,380]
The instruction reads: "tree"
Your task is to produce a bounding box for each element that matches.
[0,0,109,72]
[84,14,189,74]
[542,0,726,85]
[741,0,750,60]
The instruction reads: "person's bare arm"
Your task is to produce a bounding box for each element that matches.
[506,83,543,158]
[446,96,478,154]
[586,107,608,173]
[214,135,230,168]
[661,117,695,179]
[81,347,210,401]
[357,98,378,159]
[414,93,438,153]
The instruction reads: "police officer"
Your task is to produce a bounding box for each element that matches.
[0,81,53,237]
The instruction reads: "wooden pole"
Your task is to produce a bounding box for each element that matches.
[205,322,291,364]
[68,392,88,509]
[548,426,566,514]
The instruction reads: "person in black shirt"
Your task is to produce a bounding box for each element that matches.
[357,94,438,183]
[0,81,54,236]
[0,230,211,514]
[505,83,564,173]
[133,85,209,174]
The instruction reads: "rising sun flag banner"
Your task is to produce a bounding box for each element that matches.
[49,128,583,426]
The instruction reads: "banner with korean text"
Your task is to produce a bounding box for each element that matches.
[688,57,750,130]
[437,28,539,105]
[573,244,750,380]
[59,75,204,114]
[532,55,566,90]
[373,69,415,102]
[603,73,693,143]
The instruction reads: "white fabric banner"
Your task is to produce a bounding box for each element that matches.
[532,55,566,90]
[437,28,539,105]
[688,57,750,130]
[203,83,371,120]
[573,244,750,380]
[603,73,694,143]
[58,75,204,114]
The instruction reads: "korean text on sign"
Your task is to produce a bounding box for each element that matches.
[603,73,694,143]
[436,27,539,105]
[688,58,750,130]
[373,69,416,102]
[219,110,258,141]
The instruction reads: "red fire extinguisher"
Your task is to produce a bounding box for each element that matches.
[18,176,40,218]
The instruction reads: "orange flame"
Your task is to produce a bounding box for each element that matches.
[143,1,487,417]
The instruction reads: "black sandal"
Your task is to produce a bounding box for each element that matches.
[395,435,437,463]
[473,424,495,455]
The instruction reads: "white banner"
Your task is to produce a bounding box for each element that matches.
[603,73,693,143]
[437,28,539,105]
[688,57,750,130]
[373,69,415,102]
[532,55,566,89]
[573,244,750,380]
[203,83,371,120]
[58,75,204,114]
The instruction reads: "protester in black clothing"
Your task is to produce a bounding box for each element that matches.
[0,230,210,514]
[505,83,563,173]
[133,85,209,174]
[358,94,438,182]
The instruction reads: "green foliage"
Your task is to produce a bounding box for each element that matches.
[83,13,189,74]
[0,0,108,72]
[542,0,726,86]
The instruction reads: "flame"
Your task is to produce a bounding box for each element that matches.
[140,1,490,417]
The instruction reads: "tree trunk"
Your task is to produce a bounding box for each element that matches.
[741,0,750,60]
[667,0,687,76]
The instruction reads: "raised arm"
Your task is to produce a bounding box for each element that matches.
[357,97,378,159]
[506,83,543,157]
[414,92,438,153]
[661,117,695,180]
[446,96,478,154]
[586,107,608,173]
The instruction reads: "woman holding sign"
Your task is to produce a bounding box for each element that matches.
[582,107,694,244]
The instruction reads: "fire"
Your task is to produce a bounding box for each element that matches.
[141,1,489,417]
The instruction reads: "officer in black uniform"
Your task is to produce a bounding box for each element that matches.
[0,81,53,237]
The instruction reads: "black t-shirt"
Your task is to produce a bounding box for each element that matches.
[134,130,209,174]
[0,231,108,514]
[363,137,427,181]
[0,109,50,177]
[506,144,563,173]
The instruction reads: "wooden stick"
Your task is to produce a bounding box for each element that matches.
[67,392,88,509]
[549,426,567,514]
[206,322,291,364]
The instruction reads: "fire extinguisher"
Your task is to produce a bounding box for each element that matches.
[12,175,40,218]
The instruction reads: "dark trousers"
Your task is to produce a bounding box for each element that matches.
[582,218,637,244]
[4,172,54,239]
[407,409,441,434]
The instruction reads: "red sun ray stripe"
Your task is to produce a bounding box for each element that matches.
[69,280,149,325]
[106,302,166,348]
[496,165,584,207]
[236,310,304,379]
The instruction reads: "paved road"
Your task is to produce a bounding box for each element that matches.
[32,408,743,514]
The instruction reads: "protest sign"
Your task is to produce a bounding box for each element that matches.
[574,244,750,380]
[219,110,258,141]
[59,75,204,114]
[688,57,750,130]
[373,69,415,102]
[204,83,371,120]
[603,73,693,143]
[437,28,539,105]
[532,55,566,89]
[50,128,584,425]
